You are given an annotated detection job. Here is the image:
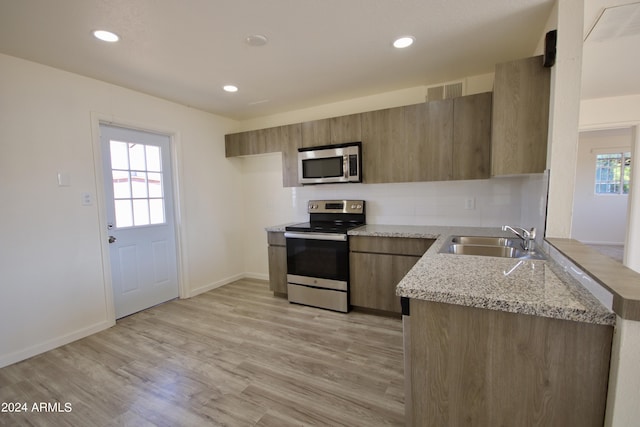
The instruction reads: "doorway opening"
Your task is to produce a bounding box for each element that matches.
[571,127,633,263]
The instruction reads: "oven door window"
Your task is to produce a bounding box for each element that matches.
[286,238,349,281]
[302,157,344,179]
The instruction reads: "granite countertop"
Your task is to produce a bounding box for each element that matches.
[265,223,295,232]
[349,224,615,326]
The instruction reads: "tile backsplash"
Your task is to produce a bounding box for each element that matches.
[241,153,548,275]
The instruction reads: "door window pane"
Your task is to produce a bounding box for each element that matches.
[148,172,163,198]
[110,141,129,169]
[110,140,166,228]
[114,200,133,227]
[129,143,146,171]
[133,199,150,226]
[112,170,131,198]
[146,145,162,172]
[149,199,165,224]
[131,172,148,198]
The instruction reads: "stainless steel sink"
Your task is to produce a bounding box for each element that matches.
[447,244,520,257]
[450,236,516,247]
[440,235,545,260]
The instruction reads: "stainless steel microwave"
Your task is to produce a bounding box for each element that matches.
[298,142,362,185]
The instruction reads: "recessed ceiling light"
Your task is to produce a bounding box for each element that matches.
[393,36,415,49]
[93,30,119,43]
[223,85,239,93]
[245,34,268,47]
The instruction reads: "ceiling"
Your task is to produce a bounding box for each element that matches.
[583,0,640,100]
[0,0,636,121]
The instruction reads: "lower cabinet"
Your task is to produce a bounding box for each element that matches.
[267,232,287,295]
[408,299,613,426]
[350,236,434,313]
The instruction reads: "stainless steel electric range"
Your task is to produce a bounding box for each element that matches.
[284,200,365,312]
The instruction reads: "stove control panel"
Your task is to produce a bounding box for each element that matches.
[307,200,365,214]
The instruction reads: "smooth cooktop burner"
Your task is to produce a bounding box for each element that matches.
[285,221,363,234]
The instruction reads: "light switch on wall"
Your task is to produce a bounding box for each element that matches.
[81,192,93,206]
[57,172,70,186]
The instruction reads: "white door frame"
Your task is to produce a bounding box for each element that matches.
[90,112,187,323]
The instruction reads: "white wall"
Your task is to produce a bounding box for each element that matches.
[0,53,243,367]
[571,128,631,244]
[237,73,495,132]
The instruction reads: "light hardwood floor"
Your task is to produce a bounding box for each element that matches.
[0,279,405,426]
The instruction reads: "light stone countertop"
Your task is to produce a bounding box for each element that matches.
[349,224,615,326]
[265,223,295,232]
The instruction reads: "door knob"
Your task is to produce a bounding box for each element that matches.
[108,235,117,244]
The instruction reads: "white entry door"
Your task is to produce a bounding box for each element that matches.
[100,124,179,319]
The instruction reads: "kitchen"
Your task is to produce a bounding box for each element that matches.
[2,0,640,426]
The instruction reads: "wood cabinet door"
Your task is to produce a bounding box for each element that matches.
[301,118,331,148]
[406,100,454,182]
[279,124,302,187]
[453,92,492,180]
[361,107,407,183]
[491,55,551,176]
[267,232,288,294]
[350,252,421,313]
[302,114,362,148]
[330,113,362,144]
[225,131,251,157]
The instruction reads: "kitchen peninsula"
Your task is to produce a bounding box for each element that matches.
[351,224,614,426]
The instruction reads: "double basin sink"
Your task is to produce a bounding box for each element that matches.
[440,235,546,260]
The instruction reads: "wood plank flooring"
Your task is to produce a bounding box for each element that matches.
[0,279,405,426]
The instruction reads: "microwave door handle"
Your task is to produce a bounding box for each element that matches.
[344,155,349,179]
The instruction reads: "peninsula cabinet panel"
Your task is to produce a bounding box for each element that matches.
[492,55,551,176]
[267,232,287,295]
[407,100,454,182]
[361,107,408,183]
[453,92,492,180]
[410,299,613,426]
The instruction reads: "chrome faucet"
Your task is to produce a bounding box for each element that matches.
[502,225,536,251]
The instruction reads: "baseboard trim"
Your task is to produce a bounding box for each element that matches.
[243,272,269,282]
[189,273,244,297]
[0,319,114,369]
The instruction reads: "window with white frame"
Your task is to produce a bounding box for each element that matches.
[594,151,631,195]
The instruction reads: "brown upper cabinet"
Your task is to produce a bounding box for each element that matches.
[491,55,551,176]
[301,113,362,148]
[224,123,302,187]
[453,92,492,180]
[225,55,545,186]
[361,93,490,184]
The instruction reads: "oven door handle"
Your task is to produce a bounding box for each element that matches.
[284,231,348,242]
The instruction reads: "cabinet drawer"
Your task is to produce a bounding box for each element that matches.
[350,236,434,256]
[267,231,286,246]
